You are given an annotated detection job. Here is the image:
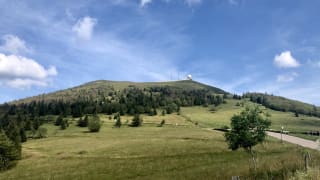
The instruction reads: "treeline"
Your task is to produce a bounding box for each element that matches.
[244,93,320,117]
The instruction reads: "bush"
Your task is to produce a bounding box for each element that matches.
[77,115,88,127]
[130,114,142,127]
[32,127,47,139]
[88,115,101,132]
[60,119,69,130]
[113,113,121,128]
[0,131,20,171]
[158,119,165,127]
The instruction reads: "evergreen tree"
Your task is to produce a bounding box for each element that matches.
[0,131,21,171]
[55,114,63,126]
[20,128,27,143]
[60,119,68,130]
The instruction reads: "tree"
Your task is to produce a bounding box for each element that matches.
[0,130,20,170]
[225,106,271,170]
[60,119,68,130]
[54,114,63,126]
[88,115,101,132]
[113,113,121,128]
[130,114,142,127]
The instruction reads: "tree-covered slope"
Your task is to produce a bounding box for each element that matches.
[10,80,227,105]
[244,93,320,117]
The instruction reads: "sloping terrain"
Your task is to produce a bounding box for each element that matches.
[10,80,227,104]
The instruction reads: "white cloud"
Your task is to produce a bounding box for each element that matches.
[140,0,152,7]
[72,16,97,40]
[277,72,298,83]
[274,51,300,68]
[0,53,57,88]
[185,0,202,6]
[0,34,30,54]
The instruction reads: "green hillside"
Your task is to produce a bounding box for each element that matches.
[10,80,227,104]
[244,92,320,117]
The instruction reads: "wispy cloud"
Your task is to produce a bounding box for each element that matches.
[72,16,97,40]
[307,59,320,68]
[277,72,298,83]
[140,0,152,7]
[0,34,31,54]
[185,0,202,6]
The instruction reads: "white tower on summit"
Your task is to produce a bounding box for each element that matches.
[187,74,192,80]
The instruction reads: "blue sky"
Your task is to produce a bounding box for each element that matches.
[0,0,320,105]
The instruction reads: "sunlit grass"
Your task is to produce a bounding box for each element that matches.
[1,121,319,180]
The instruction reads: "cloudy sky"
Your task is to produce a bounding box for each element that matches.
[0,0,320,105]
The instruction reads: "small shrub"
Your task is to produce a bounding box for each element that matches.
[33,127,47,138]
[77,115,88,127]
[88,115,101,132]
[130,114,142,127]
[60,119,69,130]
[158,119,165,127]
[114,113,121,128]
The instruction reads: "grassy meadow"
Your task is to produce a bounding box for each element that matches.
[1,120,319,180]
[182,99,320,140]
[1,101,320,179]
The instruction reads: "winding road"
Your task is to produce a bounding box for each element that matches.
[267,132,320,151]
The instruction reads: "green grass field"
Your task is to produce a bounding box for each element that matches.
[1,121,319,180]
[1,103,320,179]
[181,99,320,139]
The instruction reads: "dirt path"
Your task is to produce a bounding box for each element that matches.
[267,132,320,151]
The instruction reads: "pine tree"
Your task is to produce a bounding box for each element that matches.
[55,114,63,126]
[0,131,21,171]
[60,119,68,130]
